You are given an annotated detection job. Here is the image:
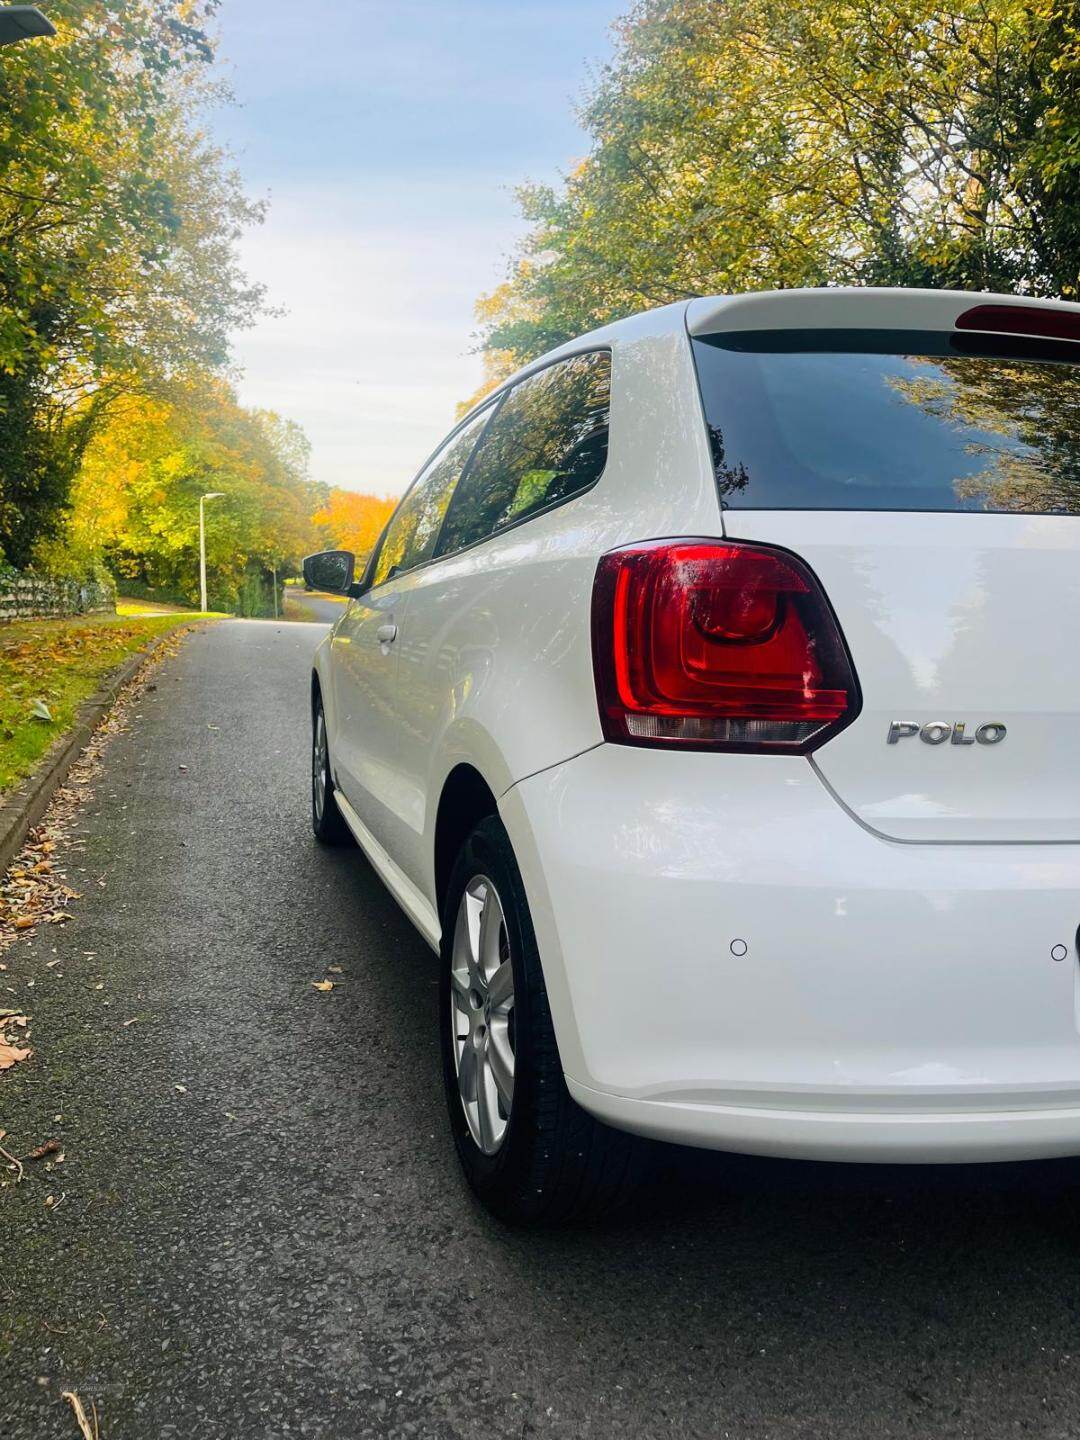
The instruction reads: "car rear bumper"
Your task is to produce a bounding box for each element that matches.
[499,744,1080,1164]
[565,1081,1080,1163]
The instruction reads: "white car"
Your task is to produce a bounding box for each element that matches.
[306,286,1080,1224]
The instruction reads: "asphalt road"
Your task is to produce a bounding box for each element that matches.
[5,619,1080,1439]
[290,592,347,624]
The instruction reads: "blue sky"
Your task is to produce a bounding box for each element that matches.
[212,0,618,497]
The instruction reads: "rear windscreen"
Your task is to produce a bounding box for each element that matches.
[692,329,1080,514]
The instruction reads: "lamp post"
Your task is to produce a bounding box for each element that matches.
[0,7,56,45]
[199,492,225,614]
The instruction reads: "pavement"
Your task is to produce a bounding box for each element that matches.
[4,619,1080,1439]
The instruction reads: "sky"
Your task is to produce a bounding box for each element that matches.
[211,0,618,499]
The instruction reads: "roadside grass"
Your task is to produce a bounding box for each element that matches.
[116,598,230,619]
[0,614,205,794]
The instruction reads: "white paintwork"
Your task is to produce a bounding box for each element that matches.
[314,285,1080,1164]
[333,789,441,950]
[501,745,1080,1161]
[687,285,1080,337]
[725,510,1080,843]
[326,575,411,852]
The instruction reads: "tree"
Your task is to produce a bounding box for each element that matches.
[0,0,264,564]
[57,381,321,611]
[477,0,1080,370]
[312,490,396,565]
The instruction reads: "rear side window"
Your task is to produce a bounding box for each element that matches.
[435,350,611,557]
[372,406,492,588]
[693,329,1080,514]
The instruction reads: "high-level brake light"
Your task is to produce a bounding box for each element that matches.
[592,540,860,753]
[956,304,1080,344]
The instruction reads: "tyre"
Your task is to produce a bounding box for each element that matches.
[440,815,645,1225]
[311,691,352,846]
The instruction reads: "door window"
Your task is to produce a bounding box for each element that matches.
[435,350,611,557]
[371,405,492,588]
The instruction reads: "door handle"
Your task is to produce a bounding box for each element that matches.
[376,623,398,646]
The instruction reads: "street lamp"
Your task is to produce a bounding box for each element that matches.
[0,7,56,45]
[199,492,225,614]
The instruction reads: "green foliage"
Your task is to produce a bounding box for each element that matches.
[64,381,320,611]
[0,361,87,565]
[478,0,1080,369]
[0,0,265,559]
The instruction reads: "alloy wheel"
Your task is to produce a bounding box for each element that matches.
[313,709,328,821]
[449,875,516,1155]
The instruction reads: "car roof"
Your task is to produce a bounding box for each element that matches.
[462,285,1080,427]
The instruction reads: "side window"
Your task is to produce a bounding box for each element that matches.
[371,406,492,588]
[435,350,611,558]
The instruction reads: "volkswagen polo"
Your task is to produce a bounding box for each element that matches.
[305,287,1080,1224]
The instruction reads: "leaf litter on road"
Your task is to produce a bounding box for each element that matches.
[61,1390,99,1440]
[0,630,191,959]
[0,628,197,1121]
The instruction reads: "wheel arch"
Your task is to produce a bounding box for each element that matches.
[433,764,500,924]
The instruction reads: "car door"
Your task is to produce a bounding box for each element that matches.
[330,405,495,854]
[329,569,411,850]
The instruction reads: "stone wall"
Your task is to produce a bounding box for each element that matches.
[0,568,116,624]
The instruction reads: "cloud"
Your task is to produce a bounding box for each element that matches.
[230,182,520,496]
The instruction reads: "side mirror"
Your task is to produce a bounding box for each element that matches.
[303,550,357,596]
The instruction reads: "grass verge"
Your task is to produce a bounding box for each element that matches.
[0,614,205,795]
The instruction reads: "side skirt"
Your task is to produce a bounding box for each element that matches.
[333,791,442,952]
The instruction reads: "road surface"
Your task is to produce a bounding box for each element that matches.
[4,620,1080,1438]
[289,591,347,624]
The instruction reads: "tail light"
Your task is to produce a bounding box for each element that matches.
[591,540,860,753]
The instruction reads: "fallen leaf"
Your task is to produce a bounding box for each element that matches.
[61,1391,95,1439]
[26,1139,61,1161]
[13,918,34,932]
[0,1042,31,1071]
[174,1084,187,1094]
[311,980,335,992]
[30,699,53,723]
[328,966,343,974]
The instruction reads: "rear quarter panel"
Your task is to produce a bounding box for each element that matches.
[390,305,722,906]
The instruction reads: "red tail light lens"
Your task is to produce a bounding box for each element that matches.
[592,540,859,752]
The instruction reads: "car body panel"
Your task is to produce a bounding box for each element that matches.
[326,580,412,853]
[502,742,1080,1159]
[722,510,1080,842]
[313,284,1080,1163]
[686,285,1080,338]
[364,305,720,911]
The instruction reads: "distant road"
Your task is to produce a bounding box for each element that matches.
[288,589,346,624]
